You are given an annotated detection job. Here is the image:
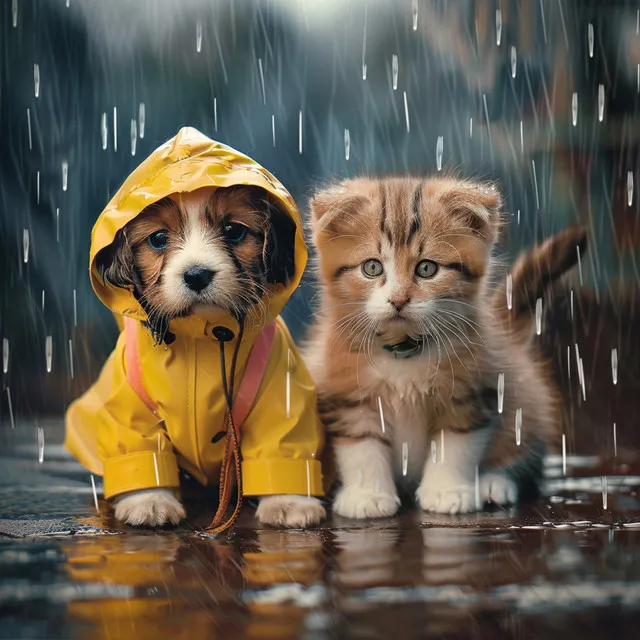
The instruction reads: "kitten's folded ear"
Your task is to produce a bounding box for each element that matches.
[447,182,503,244]
[94,230,140,291]
[262,195,297,286]
[311,182,370,235]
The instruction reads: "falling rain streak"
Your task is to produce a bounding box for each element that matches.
[506,273,513,310]
[495,9,502,46]
[344,128,350,160]
[22,229,29,264]
[45,336,52,373]
[613,423,618,458]
[361,4,367,80]
[258,58,266,105]
[497,372,505,413]
[535,297,542,335]
[272,115,276,147]
[598,84,605,122]
[440,429,445,463]
[62,161,68,192]
[469,117,473,138]
[12,0,18,27]
[588,23,594,58]
[602,475,608,510]
[562,434,567,476]
[37,427,44,464]
[196,20,203,53]
[378,396,386,434]
[515,408,522,446]
[412,0,418,31]
[532,160,540,209]
[298,110,303,154]
[113,107,118,152]
[153,453,160,486]
[130,119,137,156]
[101,113,108,150]
[510,47,517,78]
[68,340,74,379]
[392,54,398,90]
[41,290,45,312]
[138,103,145,139]
[628,171,634,206]
[90,476,99,513]
[214,98,218,131]
[403,91,410,132]
[286,349,291,419]
[436,136,443,171]
[6,388,15,430]
[571,92,578,126]
[474,466,480,510]
[26,109,32,150]
[34,63,40,98]
[402,442,408,476]
[2,338,9,374]
[611,348,618,385]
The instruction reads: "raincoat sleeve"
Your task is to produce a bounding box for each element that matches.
[65,331,180,500]
[239,319,325,497]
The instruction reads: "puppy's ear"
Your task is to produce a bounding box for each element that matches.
[262,196,297,286]
[94,229,140,291]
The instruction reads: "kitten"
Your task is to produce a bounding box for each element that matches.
[305,176,586,518]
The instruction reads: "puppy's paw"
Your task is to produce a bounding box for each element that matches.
[480,472,518,507]
[256,495,326,529]
[113,488,185,527]
[333,486,400,520]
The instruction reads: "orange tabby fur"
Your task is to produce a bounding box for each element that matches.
[305,176,586,518]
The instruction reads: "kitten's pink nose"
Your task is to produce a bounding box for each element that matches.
[388,296,410,311]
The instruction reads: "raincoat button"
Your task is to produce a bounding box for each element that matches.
[212,326,234,342]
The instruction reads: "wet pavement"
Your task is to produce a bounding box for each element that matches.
[2,421,640,639]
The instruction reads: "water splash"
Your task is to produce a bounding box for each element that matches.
[68,339,74,379]
[377,396,386,434]
[90,475,99,513]
[26,109,32,150]
[130,119,137,156]
[497,372,505,414]
[412,0,418,30]
[598,84,605,122]
[588,23,594,58]
[6,388,14,430]
[37,426,44,464]
[571,92,578,126]
[2,338,9,374]
[196,20,203,53]
[344,128,351,161]
[430,440,437,464]
[298,110,303,154]
[403,91,410,132]
[62,161,68,192]
[601,475,608,510]
[392,54,398,90]
[258,58,266,105]
[138,103,146,139]
[562,433,567,476]
[101,113,108,150]
[436,136,443,171]
[515,408,522,446]
[34,64,40,98]
[22,229,29,264]
[611,348,618,385]
[113,107,118,152]
[613,422,618,458]
[495,9,502,46]
[402,442,408,476]
[272,115,276,147]
[535,297,542,335]
[45,336,52,373]
[12,0,17,27]
[510,46,517,78]
[628,171,634,207]
[506,273,513,310]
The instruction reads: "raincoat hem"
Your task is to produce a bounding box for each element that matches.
[241,459,324,496]
[103,451,180,499]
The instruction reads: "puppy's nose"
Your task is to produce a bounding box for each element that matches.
[183,267,214,292]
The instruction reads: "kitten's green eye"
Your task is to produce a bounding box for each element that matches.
[415,260,438,278]
[147,230,169,250]
[362,259,384,278]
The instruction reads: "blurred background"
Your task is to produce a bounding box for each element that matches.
[1,0,638,456]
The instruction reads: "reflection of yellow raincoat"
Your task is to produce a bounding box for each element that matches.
[64,127,325,500]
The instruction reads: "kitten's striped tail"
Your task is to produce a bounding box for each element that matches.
[495,226,588,343]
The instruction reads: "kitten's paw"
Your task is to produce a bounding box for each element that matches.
[333,487,400,519]
[113,488,185,527]
[417,482,479,514]
[480,472,518,506]
[256,495,326,529]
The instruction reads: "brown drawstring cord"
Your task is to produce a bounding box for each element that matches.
[205,319,245,535]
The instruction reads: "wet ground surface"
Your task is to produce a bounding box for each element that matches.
[2,421,640,639]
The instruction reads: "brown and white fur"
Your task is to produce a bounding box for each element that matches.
[305,176,586,518]
[96,186,324,528]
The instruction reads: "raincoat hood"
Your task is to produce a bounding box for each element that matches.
[90,126,307,334]
[65,128,325,502]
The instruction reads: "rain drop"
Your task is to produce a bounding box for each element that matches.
[562,433,567,476]
[496,9,502,46]
[298,110,303,154]
[611,348,618,385]
[271,115,276,147]
[26,109,32,150]
[613,423,618,458]
[66,0,70,6]
[101,113,108,150]
[377,396,386,434]
[601,475,608,510]
[138,103,145,139]
[403,91,410,132]
[506,273,513,310]
[196,20,203,53]
[515,408,522,446]
[344,128,350,161]
[130,119,137,156]
[62,161,68,192]
[258,58,266,105]
[68,339,74,379]
[90,475,99,513]
[436,136,443,171]
[34,64,40,98]
[361,7,367,80]
[37,426,44,464]
[598,84,605,122]
[2,338,9,374]
[469,117,473,138]
[12,0,17,28]
[402,442,408,476]
[497,372,505,414]
[535,297,542,335]
[627,171,634,207]
[412,0,418,31]
[392,54,398,91]
[6,388,15,429]
[45,336,52,373]
[571,92,578,126]
[431,440,437,464]
[588,23,594,58]
[510,46,517,78]
[113,107,118,152]
[22,229,29,264]
[41,290,45,312]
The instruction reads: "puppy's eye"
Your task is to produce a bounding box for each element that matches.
[362,259,384,278]
[415,260,438,278]
[147,230,169,250]
[223,222,248,245]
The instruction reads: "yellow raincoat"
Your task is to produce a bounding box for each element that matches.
[64,127,325,500]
